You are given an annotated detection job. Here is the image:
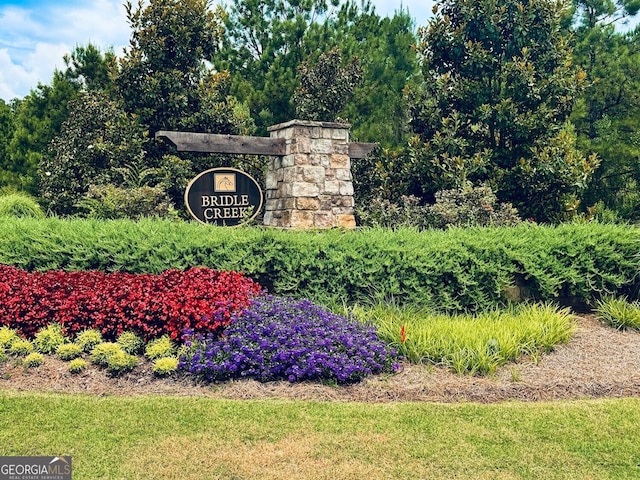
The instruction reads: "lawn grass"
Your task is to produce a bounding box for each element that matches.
[0,391,639,479]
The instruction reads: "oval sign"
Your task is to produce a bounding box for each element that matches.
[184,167,264,226]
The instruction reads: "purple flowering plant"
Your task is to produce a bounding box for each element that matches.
[178,295,398,384]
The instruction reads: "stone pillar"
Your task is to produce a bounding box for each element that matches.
[263,120,356,229]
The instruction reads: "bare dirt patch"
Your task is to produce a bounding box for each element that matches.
[1,315,639,403]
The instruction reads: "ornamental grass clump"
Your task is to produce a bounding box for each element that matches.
[90,342,123,366]
[595,296,640,331]
[153,357,179,376]
[180,296,397,384]
[68,358,87,374]
[145,335,176,360]
[106,350,138,375]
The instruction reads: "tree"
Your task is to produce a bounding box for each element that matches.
[409,0,599,222]
[3,75,78,194]
[1,44,116,194]
[61,43,116,93]
[217,0,418,144]
[0,99,15,190]
[40,91,148,215]
[115,0,252,136]
[216,0,333,130]
[571,1,640,219]
[293,47,363,121]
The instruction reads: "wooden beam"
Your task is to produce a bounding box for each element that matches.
[349,142,378,159]
[157,130,378,159]
[156,130,286,156]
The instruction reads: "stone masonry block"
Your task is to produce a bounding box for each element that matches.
[324,180,340,195]
[331,129,348,140]
[290,210,314,228]
[329,154,350,169]
[291,182,320,197]
[281,154,295,167]
[310,138,333,154]
[332,144,349,155]
[339,182,354,196]
[335,168,352,181]
[336,214,356,228]
[294,154,310,166]
[314,213,334,228]
[297,197,321,210]
[301,166,325,183]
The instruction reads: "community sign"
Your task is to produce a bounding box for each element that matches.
[184,167,263,226]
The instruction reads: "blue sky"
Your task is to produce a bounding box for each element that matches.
[0,0,435,102]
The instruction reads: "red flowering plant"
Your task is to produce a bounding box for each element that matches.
[0,265,262,341]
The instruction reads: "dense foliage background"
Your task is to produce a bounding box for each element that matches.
[0,0,638,223]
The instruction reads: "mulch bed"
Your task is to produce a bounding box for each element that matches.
[1,315,639,403]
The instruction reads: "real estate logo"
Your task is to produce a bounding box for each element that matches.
[0,456,72,480]
[185,168,263,226]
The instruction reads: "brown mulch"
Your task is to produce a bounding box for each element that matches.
[1,315,639,403]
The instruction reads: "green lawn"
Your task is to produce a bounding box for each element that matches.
[1,391,639,479]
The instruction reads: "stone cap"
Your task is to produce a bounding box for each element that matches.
[267,119,351,131]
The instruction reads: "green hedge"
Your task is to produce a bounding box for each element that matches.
[1,217,638,311]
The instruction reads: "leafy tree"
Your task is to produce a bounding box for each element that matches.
[115,0,252,136]
[217,0,418,144]
[0,100,15,190]
[409,0,599,222]
[293,47,363,121]
[61,43,116,93]
[3,75,78,194]
[571,1,640,219]
[1,44,116,195]
[40,92,148,215]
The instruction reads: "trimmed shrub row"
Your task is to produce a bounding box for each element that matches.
[0,217,638,311]
[0,265,262,340]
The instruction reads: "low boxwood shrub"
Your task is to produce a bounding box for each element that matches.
[595,296,640,331]
[0,350,7,363]
[90,343,123,366]
[56,343,83,361]
[10,339,34,356]
[75,329,103,353]
[106,350,138,375]
[117,331,144,355]
[0,326,18,350]
[68,358,87,374]
[0,265,261,340]
[23,352,44,368]
[34,323,68,354]
[179,295,398,384]
[145,335,175,360]
[153,357,179,376]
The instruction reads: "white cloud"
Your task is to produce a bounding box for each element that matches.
[0,0,434,102]
[0,0,129,101]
